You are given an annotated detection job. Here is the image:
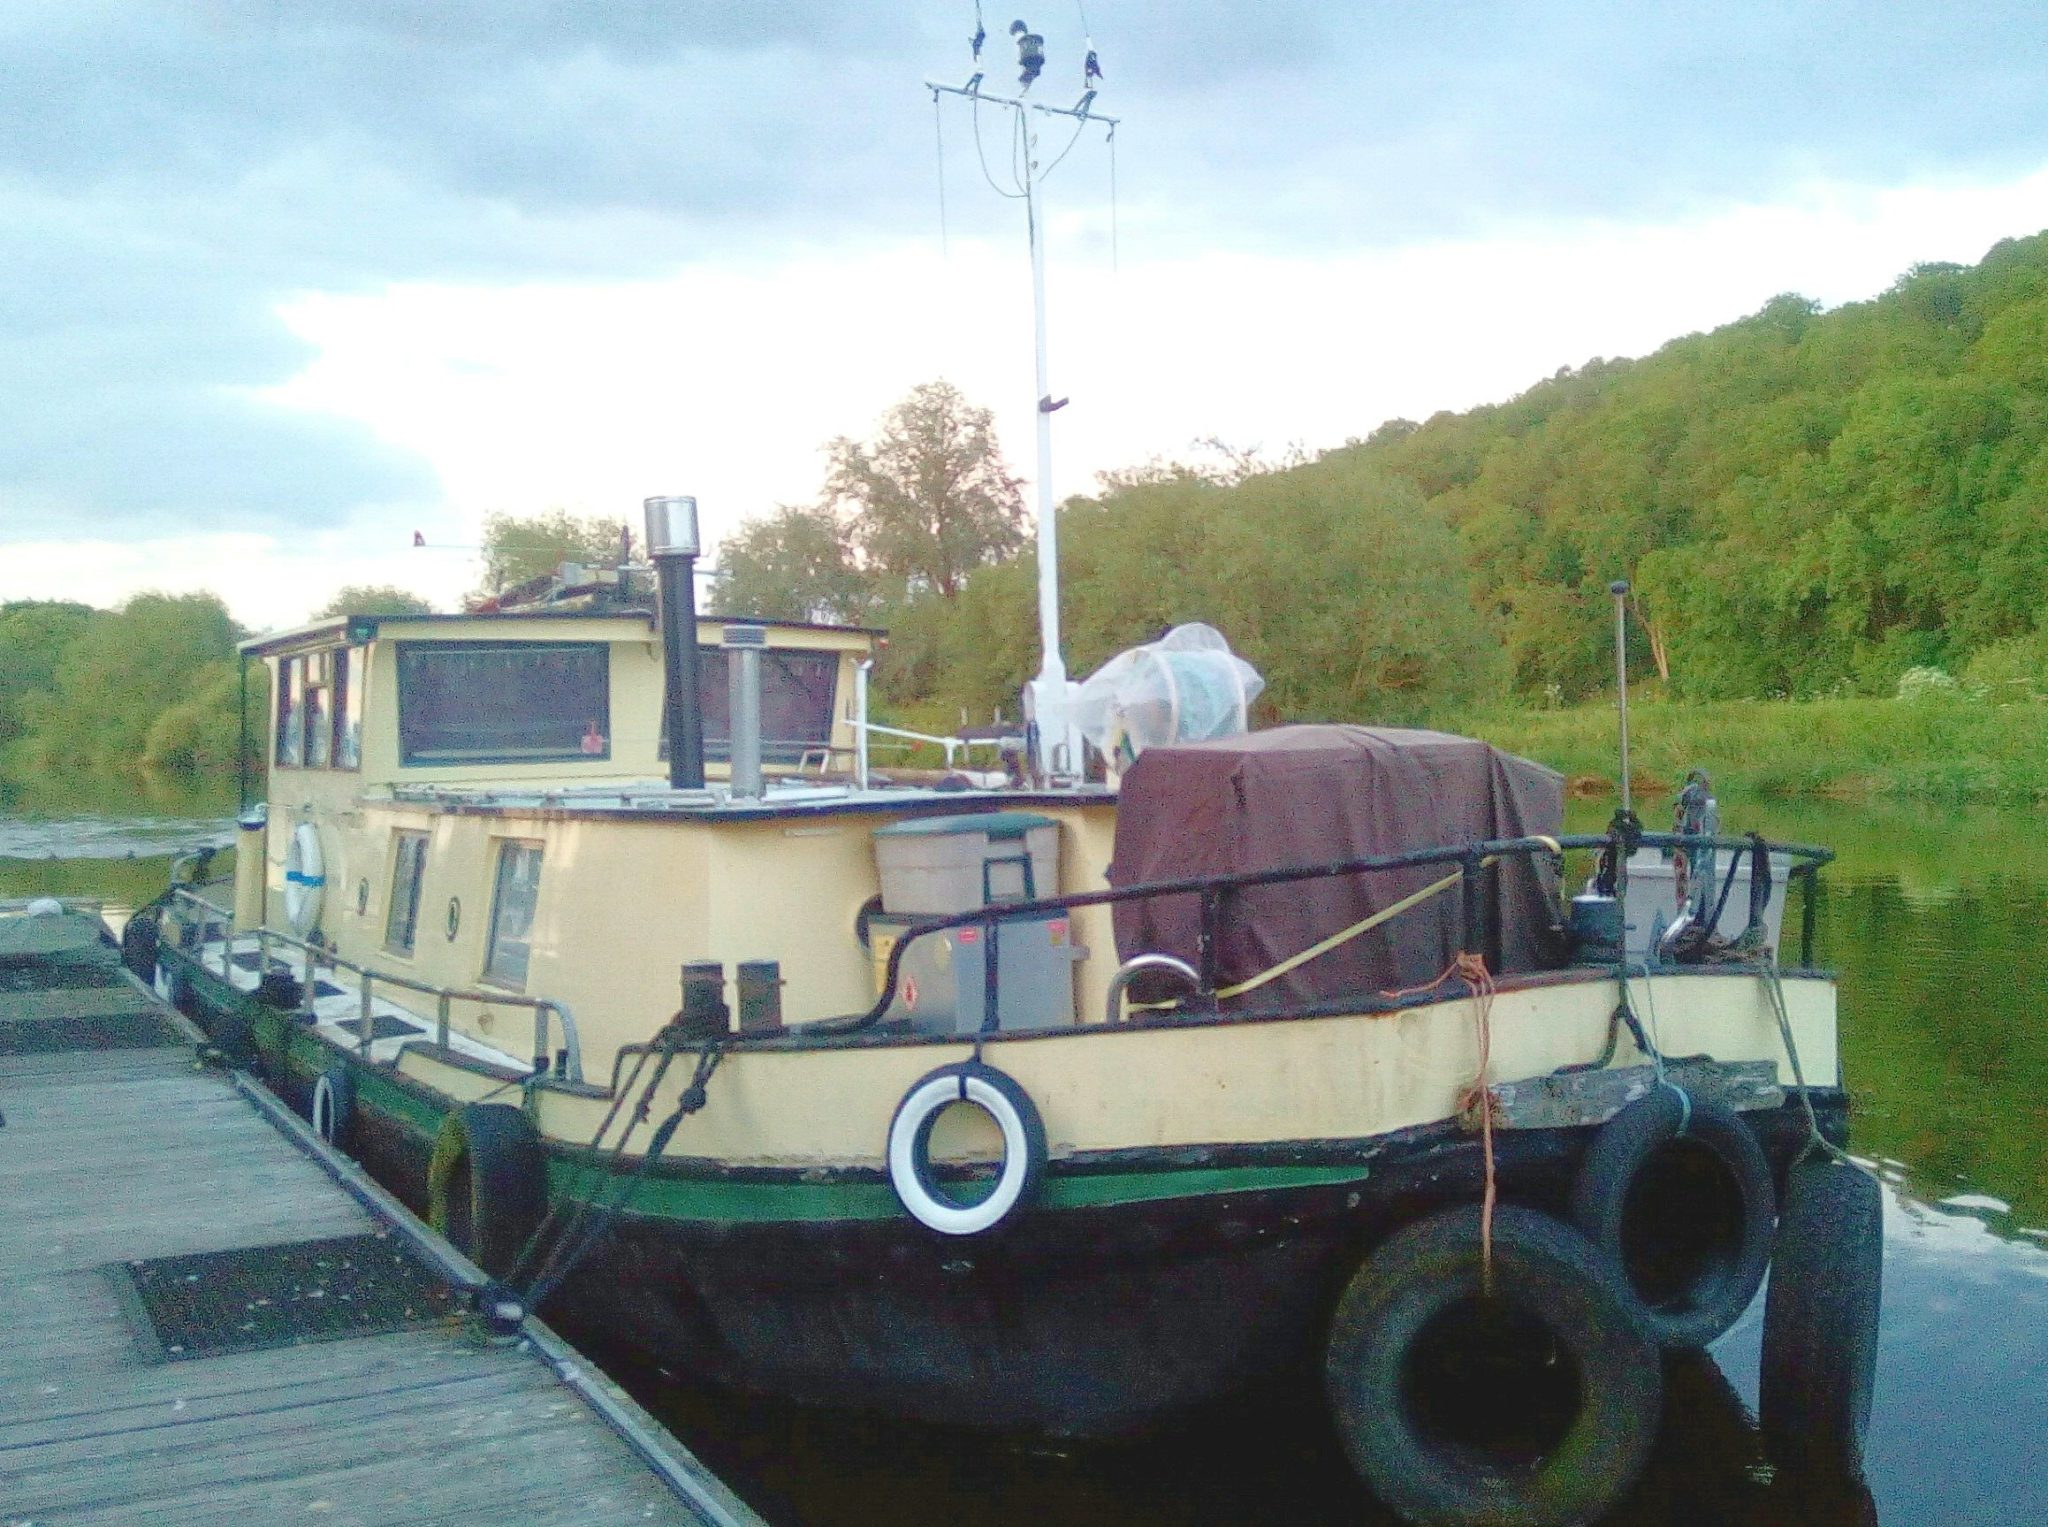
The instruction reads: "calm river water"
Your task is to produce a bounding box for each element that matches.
[5,782,2044,1526]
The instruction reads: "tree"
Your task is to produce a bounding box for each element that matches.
[713,503,877,625]
[20,593,243,774]
[825,381,1025,599]
[0,600,97,746]
[474,510,633,600]
[313,585,436,620]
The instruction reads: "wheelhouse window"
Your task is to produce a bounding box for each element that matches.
[484,840,544,988]
[334,647,363,770]
[273,647,361,771]
[303,651,332,768]
[396,642,610,766]
[661,647,840,765]
[384,831,429,956]
[275,658,302,766]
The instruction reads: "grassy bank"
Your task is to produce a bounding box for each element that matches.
[1450,695,2048,805]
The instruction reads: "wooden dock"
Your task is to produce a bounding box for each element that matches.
[0,909,761,1527]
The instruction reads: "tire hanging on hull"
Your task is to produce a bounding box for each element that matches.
[429,1103,546,1279]
[887,1062,1046,1236]
[1570,1088,1776,1349]
[311,1066,355,1150]
[1323,1203,1663,1527]
[1761,1155,1883,1488]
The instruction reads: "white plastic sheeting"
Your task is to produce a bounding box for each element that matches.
[1073,624,1264,771]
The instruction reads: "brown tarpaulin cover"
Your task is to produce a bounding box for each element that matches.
[1108,726,1564,1005]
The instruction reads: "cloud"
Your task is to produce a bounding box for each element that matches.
[4,0,2048,544]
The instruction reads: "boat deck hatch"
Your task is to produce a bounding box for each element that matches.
[116,1232,460,1362]
[334,1013,426,1040]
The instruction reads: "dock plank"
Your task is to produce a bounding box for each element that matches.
[0,985,165,1021]
[0,956,755,1527]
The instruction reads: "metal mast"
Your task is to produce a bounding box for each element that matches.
[928,58,1117,783]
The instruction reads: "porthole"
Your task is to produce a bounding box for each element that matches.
[446,896,462,941]
[355,878,370,916]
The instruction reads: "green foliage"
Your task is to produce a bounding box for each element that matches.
[877,452,1501,727]
[476,509,633,598]
[14,593,244,777]
[825,380,1026,599]
[1962,624,2048,701]
[1452,692,2048,804]
[713,503,879,625]
[710,381,1023,628]
[314,585,435,620]
[142,661,267,775]
[1349,231,2048,704]
[0,601,96,746]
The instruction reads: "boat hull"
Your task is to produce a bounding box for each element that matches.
[167,944,1844,1434]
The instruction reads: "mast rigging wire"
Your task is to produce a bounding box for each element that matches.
[1109,121,1120,272]
[968,92,1026,199]
[1039,114,1091,179]
[933,90,951,254]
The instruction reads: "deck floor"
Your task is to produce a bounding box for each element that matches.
[0,946,755,1527]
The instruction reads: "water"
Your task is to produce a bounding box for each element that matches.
[8,786,2046,1524]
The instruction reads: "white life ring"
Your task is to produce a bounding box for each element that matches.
[283,823,326,937]
[886,1062,1046,1236]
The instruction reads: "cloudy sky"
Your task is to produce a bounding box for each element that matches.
[5,1,2048,631]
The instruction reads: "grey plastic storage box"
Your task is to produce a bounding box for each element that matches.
[872,812,1061,916]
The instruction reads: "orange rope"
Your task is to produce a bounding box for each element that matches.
[1452,951,1499,1295]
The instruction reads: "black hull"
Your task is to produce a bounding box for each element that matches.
[556,1101,1845,1435]
[169,951,1848,1436]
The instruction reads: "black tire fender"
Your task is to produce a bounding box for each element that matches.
[1761,1155,1883,1486]
[311,1065,356,1150]
[887,1063,1046,1235]
[1324,1203,1663,1527]
[429,1103,547,1279]
[1571,1087,1776,1349]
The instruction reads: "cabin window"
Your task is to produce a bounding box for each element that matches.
[304,651,332,768]
[334,647,364,770]
[385,831,429,956]
[396,642,610,766]
[275,658,302,766]
[661,647,841,765]
[484,839,544,988]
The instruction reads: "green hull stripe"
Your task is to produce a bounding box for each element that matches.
[542,1157,1372,1225]
[179,952,1372,1225]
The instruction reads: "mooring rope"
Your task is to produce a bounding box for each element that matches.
[1754,953,1851,1167]
[504,1029,674,1290]
[1451,951,1501,1295]
[521,1044,726,1312]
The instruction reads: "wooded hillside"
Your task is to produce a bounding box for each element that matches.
[879,231,2048,721]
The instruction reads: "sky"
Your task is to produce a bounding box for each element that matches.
[5,1,2048,632]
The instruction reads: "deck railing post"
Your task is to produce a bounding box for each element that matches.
[437,992,452,1053]
[358,974,374,1056]
[1196,887,1221,996]
[1460,849,1486,958]
[982,917,1001,1034]
[1799,865,1819,969]
[299,943,316,1020]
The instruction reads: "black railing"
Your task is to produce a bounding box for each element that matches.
[799,830,1834,1040]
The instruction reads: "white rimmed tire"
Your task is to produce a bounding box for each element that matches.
[887,1062,1046,1236]
[311,1066,355,1150]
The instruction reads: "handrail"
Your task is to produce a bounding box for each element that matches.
[804,830,1834,1038]
[166,888,583,1083]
